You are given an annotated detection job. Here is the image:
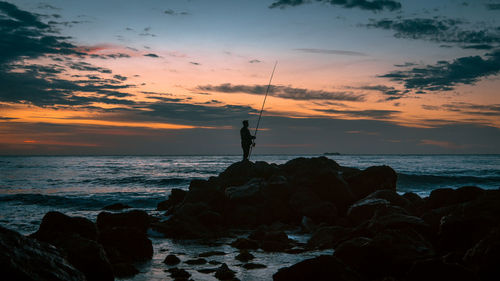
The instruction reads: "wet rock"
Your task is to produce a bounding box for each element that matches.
[31,212,114,281]
[96,210,150,233]
[103,203,131,211]
[249,229,294,252]
[157,188,187,211]
[214,263,236,280]
[168,267,191,280]
[346,165,397,200]
[98,226,153,263]
[230,238,259,250]
[364,190,412,211]
[346,198,391,225]
[185,258,207,265]
[424,186,484,211]
[273,255,361,281]
[164,254,181,265]
[406,258,478,281]
[306,225,350,249]
[0,225,86,281]
[242,263,267,269]
[289,189,337,224]
[199,251,226,258]
[198,268,217,274]
[235,249,254,262]
[225,179,262,201]
[111,262,139,278]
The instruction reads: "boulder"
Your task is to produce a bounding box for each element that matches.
[242,263,266,269]
[225,179,262,202]
[364,190,412,211]
[157,188,187,211]
[185,258,207,265]
[0,225,86,281]
[273,255,361,281]
[346,165,397,200]
[424,186,484,211]
[235,249,254,262]
[31,212,114,281]
[163,254,181,265]
[167,267,191,280]
[98,226,153,263]
[289,189,337,224]
[249,229,294,252]
[96,210,150,233]
[214,263,236,280]
[306,226,350,249]
[346,198,391,225]
[230,238,259,250]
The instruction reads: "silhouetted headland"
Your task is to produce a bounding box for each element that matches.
[1,156,499,280]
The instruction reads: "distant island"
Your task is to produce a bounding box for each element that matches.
[323,152,341,155]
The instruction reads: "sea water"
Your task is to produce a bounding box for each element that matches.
[1,154,499,280]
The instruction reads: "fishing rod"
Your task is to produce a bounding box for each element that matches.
[249,61,278,159]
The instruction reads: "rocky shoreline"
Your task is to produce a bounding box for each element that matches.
[1,156,499,280]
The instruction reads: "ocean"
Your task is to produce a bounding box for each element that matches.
[1,154,499,280]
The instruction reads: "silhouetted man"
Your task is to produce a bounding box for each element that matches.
[240,120,256,161]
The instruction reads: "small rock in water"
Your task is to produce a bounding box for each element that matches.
[199,250,226,257]
[230,238,259,249]
[209,260,222,265]
[168,268,191,280]
[185,258,207,265]
[164,254,181,265]
[102,203,131,211]
[235,249,254,262]
[198,268,217,274]
[215,263,236,280]
[242,263,267,269]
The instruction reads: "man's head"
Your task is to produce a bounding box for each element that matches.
[242,120,249,127]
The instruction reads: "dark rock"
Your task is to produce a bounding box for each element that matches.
[164,254,181,265]
[364,190,412,211]
[289,189,337,224]
[242,263,267,269]
[307,225,350,249]
[273,255,361,281]
[197,210,223,228]
[103,203,131,211]
[230,238,259,250]
[248,229,294,252]
[209,260,222,265]
[0,225,86,281]
[366,209,430,235]
[214,263,236,280]
[31,212,114,281]
[406,258,478,281]
[168,267,191,280]
[185,258,207,265]
[96,210,150,233]
[334,229,435,279]
[402,192,424,207]
[198,268,217,274]
[346,165,397,200]
[425,186,484,211]
[98,226,153,263]
[157,188,187,211]
[31,211,97,241]
[199,251,226,257]
[346,198,391,225]
[235,249,254,262]
[464,228,500,281]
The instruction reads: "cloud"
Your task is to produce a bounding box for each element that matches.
[113,75,127,81]
[423,102,500,116]
[419,139,466,149]
[316,108,400,119]
[164,9,189,16]
[68,61,112,73]
[379,50,500,92]
[249,59,261,63]
[295,48,367,56]
[198,83,364,101]
[486,4,500,10]
[269,0,402,12]
[144,53,160,58]
[357,85,406,100]
[190,61,201,65]
[365,17,500,49]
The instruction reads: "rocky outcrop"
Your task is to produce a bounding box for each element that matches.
[0,225,86,281]
[273,255,361,281]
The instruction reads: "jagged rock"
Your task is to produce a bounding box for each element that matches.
[103,203,131,211]
[31,212,114,281]
[0,225,86,281]
[214,263,236,280]
[163,254,181,265]
[273,255,361,281]
[157,188,187,211]
[306,225,350,249]
[235,249,254,262]
[346,165,397,200]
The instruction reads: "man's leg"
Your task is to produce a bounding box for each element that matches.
[242,144,249,160]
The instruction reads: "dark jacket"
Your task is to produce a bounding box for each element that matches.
[240,127,254,146]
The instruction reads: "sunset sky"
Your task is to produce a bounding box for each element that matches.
[1,0,499,155]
